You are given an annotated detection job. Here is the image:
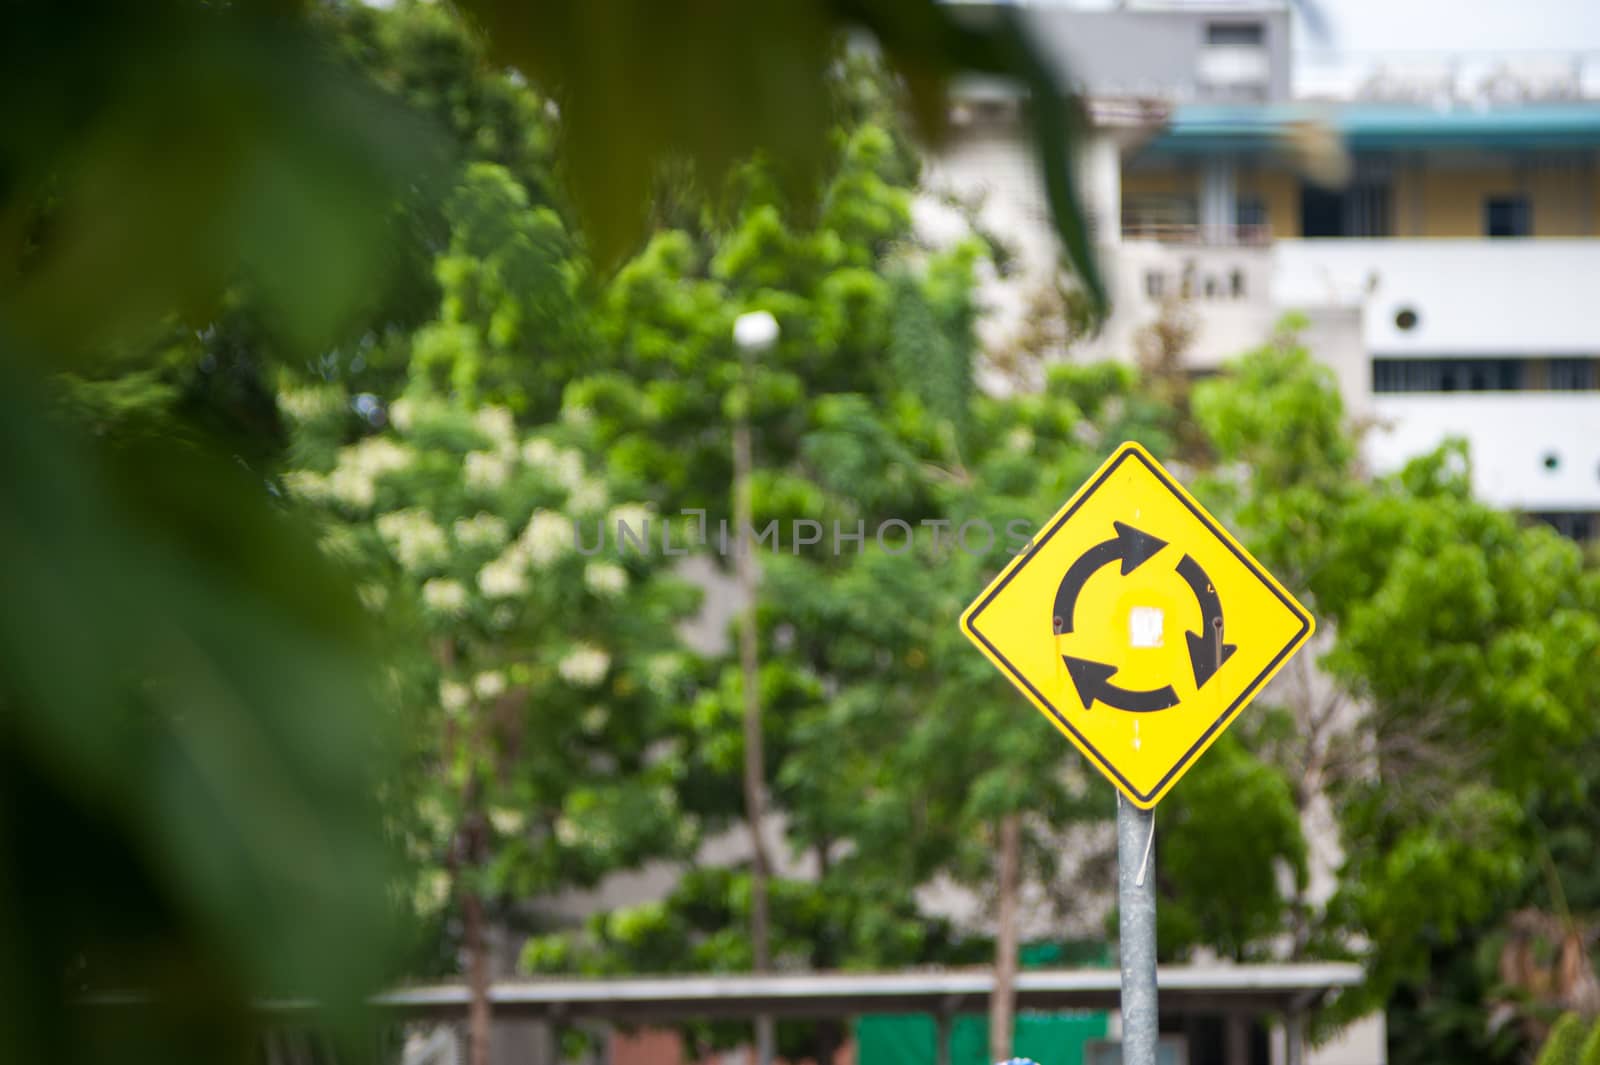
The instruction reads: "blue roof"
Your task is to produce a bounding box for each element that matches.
[1143,102,1600,155]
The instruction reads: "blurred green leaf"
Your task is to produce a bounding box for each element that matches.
[453,0,1104,306]
[1,1,444,357]
[0,351,402,1064]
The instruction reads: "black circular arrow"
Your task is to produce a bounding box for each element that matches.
[1060,656,1179,713]
[1176,554,1236,689]
[1051,521,1167,635]
[1052,524,1238,712]
[1052,521,1176,713]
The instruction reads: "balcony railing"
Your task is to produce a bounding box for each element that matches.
[1119,221,1273,247]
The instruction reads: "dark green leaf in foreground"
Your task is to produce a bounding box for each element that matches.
[454,0,1104,307]
[0,352,403,1064]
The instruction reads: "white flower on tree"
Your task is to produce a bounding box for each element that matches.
[283,470,330,502]
[387,396,416,433]
[328,466,377,510]
[422,578,469,617]
[606,503,653,540]
[464,450,511,493]
[473,405,517,452]
[520,509,571,567]
[473,670,507,700]
[550,448,586,493]
[326,437,416,510]
[340,436,415,478]
[568,477,608,514]
[412,869,451,917]
[487,807,526,836]
[477,548,529,599]
[584,561,628,597]
[376,508,449,572]
[452,512,509,550]
[438,680,470,714]
[279,385,344,423]
[558,644,610,687]
[521,437,558,469]
[522,437,588,493]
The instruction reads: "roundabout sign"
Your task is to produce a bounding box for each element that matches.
[960,441,1314,809]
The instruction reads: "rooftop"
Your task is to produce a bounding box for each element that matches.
[1144,100,1600,153]
[344,963,1365,1022]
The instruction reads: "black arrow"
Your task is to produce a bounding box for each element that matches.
[1052,521,1168,634]
[1061,656,1181,713]
[1177,554,1236,689]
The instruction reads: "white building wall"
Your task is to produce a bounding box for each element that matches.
[918,122,1140,382]
[1369,394,1600,510]
[1275,239,1600,510]
[917,117,1058,361]
[1275,239,1600,356]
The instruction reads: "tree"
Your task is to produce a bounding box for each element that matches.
[280,157,707,1064]
[1188,327,1600,1061]
[514,73,987,1061]
[4,1,1112,1062]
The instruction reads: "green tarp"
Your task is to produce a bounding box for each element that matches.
[855,1011,1108,1065]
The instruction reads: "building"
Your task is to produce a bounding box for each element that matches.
[923,1,1600,541]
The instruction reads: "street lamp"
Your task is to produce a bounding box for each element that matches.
[731,310,778,1065]
[734,309,780,353]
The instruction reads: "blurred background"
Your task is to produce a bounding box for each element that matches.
[2,2,1598,1065]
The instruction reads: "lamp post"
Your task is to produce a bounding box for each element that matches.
[732,310,779,1065]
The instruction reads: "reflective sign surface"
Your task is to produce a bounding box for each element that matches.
[960,442,1315,808]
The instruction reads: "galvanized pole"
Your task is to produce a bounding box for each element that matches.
[1117,795,1159,1065]
[732,311,779,1065]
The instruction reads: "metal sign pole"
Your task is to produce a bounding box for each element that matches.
[1117,796,1159,1065]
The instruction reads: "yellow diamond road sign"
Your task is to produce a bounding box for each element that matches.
[959,441,1314,809]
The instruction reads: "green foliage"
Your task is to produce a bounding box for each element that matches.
[11,7,1600,1065]
[1381,935,1526,1065]
[1156,734,1307,961]
[1194,326,1600,1060]
[1578,1016,1600,1065]
[452,0,1105,305]
[1,358,403,1065]
[1,1,442,359]
[413,162,592,417]
[1539,1014,1589,1065]
[284,344,700,944]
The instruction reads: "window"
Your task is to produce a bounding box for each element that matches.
[1301,180,1392,237]
[1548,358,1598,390]
[1372,358,1526,393]
[1529,511,1597,542]
[1199,21,1269,101]
[1235,195,1268,241]
[1206,21,1265,46]
[1485,195,1532,238]
[1235,196,1266,227]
